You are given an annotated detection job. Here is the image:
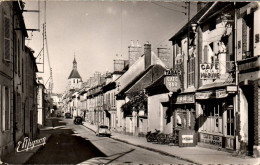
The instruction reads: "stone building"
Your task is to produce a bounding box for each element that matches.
[0,1,38,160]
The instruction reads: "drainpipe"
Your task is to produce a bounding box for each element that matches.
[234,2,240,151]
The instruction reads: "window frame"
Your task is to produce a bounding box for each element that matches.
[4,13,11,62]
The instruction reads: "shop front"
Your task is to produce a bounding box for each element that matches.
[196,88,237,150]
[172,93,197,147]
[173,94,196,131]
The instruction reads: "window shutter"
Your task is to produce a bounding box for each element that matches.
[0,85,1,131]
[4,17,10,61]
[2,86,5,131]
[5,87,9,130]
[242,18,247,54]
[204,45,208,63]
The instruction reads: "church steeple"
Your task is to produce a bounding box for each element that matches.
[68,55,81,79]
[73,53,77,69]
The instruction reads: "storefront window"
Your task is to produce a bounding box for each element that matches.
[201,100,223,134]
[174,105,195,130]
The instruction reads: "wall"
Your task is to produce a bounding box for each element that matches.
[0,2,14,160]
[148,93,169,132]
[254,6,260,56]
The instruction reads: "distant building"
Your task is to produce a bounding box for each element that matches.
[67,57,82,91]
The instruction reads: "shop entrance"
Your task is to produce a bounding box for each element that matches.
[242,85,254,154]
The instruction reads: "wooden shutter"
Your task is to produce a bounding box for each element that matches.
[2,86,5,131]
[0,85,1,131]
[4,16,10,61]
[5,87,9,130]
[204,45,208,63]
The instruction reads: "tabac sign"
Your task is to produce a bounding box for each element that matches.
[164,69,181,92]
[200,63,220,79]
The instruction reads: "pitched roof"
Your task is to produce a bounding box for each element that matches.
[68,69,81,79]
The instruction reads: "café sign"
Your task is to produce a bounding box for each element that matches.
[164,76,181,92]
[164,69,181,92]
[200,63,220,79]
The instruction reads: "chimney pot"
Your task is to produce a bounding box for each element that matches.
[131,40,134,47]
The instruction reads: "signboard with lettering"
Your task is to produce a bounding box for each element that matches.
[182,135,194,143]
[200,63,220,79]
[164,69,181,92]
[176,94,195,104]
[164,76,181,92]
[226,86,237,93]
[164,69,181,76]
[216,89,228,98]
[195,91,214,99]
[200,133,222,147]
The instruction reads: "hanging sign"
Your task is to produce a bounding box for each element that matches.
[226,86,237,93]
[200,63,220,79]
[216,89,228,98]
[164,69,181,76]
[195,91,214,99]
[164,76,181,92]
[164,69,181,92]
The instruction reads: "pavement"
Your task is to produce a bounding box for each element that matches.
[1,120,55,164]
[83,121,260,164]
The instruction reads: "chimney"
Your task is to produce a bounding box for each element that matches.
[157,45,173,69]
[144,42,151,69]
[128,40,142,67]
[114,59,125,72]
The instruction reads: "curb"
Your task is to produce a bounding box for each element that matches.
[110,136,200,165]
[82,123,200,164]
[82,123,96,133]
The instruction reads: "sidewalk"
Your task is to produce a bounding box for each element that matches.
[2,129,51,164]
[83,122,260,164]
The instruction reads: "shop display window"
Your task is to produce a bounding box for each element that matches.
[200,100,223,134]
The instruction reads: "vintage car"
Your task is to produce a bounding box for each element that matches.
[73,116,83,125]
[65,112,72,119]
[96,125,111,137]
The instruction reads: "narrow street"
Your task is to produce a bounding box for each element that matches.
[26,118,188,164]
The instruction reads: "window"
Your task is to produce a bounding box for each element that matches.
[18,40,20,76]
[4,15,11,61]
[201,100,223,134]
[1,86,10,131]
[14,33,17,72]
[22,58,24,92]
[187,57,195,87]
[242,13,254,58]
[255,34,259,43]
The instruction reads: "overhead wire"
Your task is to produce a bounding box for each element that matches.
[151,2,187,15]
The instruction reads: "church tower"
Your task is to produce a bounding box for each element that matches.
[67,56,82,90]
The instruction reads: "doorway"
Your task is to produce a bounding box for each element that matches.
[242,85,254,154]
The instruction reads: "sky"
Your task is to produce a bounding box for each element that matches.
[23,1,197,94]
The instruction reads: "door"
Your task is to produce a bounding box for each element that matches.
[242,86,254,154]
[225,98,235,149]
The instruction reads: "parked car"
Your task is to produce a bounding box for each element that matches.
[65,112,72,119]
[74,116,83,125]
[57,113,62,118]
[96,125,111,137]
